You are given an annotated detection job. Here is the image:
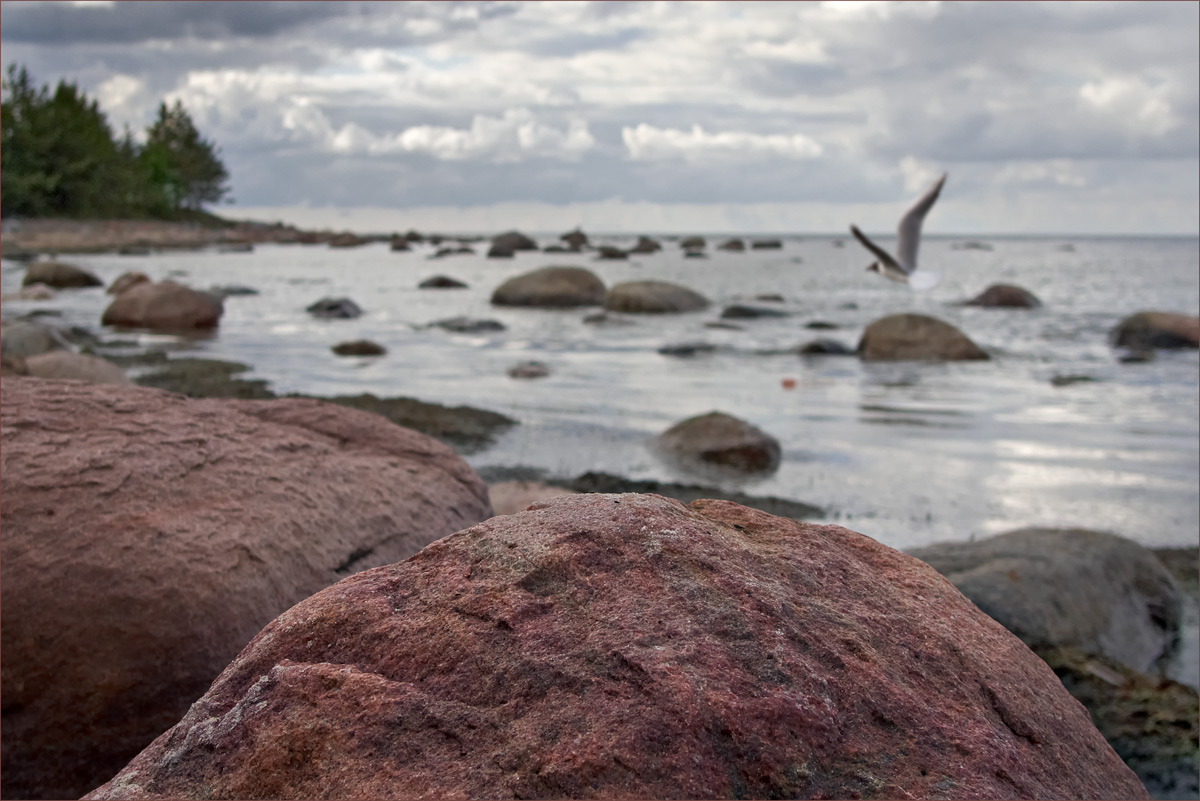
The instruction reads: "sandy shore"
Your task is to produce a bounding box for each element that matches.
[0,217,338,256]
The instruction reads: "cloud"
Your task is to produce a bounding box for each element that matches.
[622,124,823,163]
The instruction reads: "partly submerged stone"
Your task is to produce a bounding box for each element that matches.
[22,260,103,289]
[102,280,224,330]
[858,313,989,361]
[604,280,709,314]
[86,495,1147,800]
[491,266,605,308]
[655,411,782,476]
[963,283,1043,308]
[1111,311,1199,350]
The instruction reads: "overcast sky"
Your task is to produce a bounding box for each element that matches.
[2,0,1197,234]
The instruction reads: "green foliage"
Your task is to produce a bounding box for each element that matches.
[1,63,230,219]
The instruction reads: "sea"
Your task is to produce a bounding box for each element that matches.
[2,233,1198,554]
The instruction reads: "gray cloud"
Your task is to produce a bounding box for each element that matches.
[2,0,1196,233]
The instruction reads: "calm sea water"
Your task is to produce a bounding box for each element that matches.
[4,233,1198,552]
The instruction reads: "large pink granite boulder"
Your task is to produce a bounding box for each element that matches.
[1,379,492,800]
[87,494,1145,800]
[100,279,223,330]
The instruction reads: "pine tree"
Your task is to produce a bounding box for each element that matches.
[141,100,230,213]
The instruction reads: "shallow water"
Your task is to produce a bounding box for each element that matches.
[3,234,1197,555]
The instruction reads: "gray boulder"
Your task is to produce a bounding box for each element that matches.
[604,281,709,314]
[655,411,781,476]
[491,266,605,308]
[305,297,363,319]
[908,528,1182,674]
[858,313,989,361]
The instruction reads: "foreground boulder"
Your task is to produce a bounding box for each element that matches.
[86,495,1147,800]
[1,379,493,800]
[604,280,709,313]
[101,280,224,330]
[1111,311,1199,350]
[963,283,1043,308]
[655,411,781,475]
[491,266,605,308]
[22,260,103,289]
[909,528,1182,675]
[858,313,989,361]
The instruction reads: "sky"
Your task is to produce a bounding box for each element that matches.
[1,0,1197,235]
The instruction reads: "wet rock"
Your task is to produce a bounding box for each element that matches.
[507,360,550,379]
[305,297,363,319]
[679,235,706,249]
[564,472,823,520]
[656,411,781,476]
[23,260,103,289]
[1037,646,1198,801]
[107,271,151,295]
[718,238,745,252]
[560,228,588,250]
[491,266,605,308]
[684,249,708,259]
[805,320,838,329]
[208,284,259,297]
[542,245,573,254]
[908,528,1183,675]
[2,282,56,301]
[751,238,783,249]
[418,275,468,289]
[21,351,129,384]
[964,283,1043,308]
[582,311,635,326]
[704,321,743,331]
[488,480,577,515]
[332,339,387,357]
[488,230,538,258]
[102,280,224,330]
[1,378,493,801]
[0,319,69,357]
[135,358,275,399]
[390,237,410,252]
[798,338,855,356]
[657,342,721,357]
[1112,312,1199,350]
[858,313,989,361]
[721,304,791,319]
[756,293,785,302]
[1051,374,1099,387]
[595,245,627,260]
[628,236,662,254]
[328,233,368,248]
[430,316,506,334]
[86,495,1147,801]
[301,393,517,455]
[604,281,709,314]
[429,246,474,259]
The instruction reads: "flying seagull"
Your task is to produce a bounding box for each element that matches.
[850,172,947,291]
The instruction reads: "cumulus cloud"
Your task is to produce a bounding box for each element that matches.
[622,124,822,163]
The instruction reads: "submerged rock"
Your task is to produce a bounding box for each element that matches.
[491,266,605,308]
[858,313,989,361]
[86,495,1147,800]
[305,297,363,319]
[964,283,1043,308]
[604,280,709,314]
[23,260,103,289]
[1,379,492,801]
[1112,311,1199,350]
[332,339,387,357]
[655,411,781,476]
[430,316,506,334]
[101,280,224,330]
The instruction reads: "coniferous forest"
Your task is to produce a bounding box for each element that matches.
[1,64,230,221]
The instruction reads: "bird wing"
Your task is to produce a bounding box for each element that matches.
[895,172,946,273]
[850,224,906,275]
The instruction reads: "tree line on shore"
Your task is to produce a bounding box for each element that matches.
[1,63,230,221]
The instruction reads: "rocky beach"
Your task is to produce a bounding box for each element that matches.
[2,218,1198,799]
